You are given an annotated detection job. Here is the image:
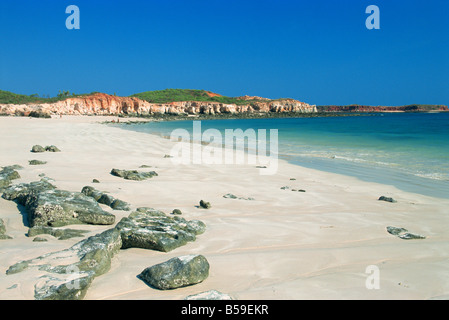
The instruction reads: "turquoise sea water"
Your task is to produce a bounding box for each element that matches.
[114,113,449,199]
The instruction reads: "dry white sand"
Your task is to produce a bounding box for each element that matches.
[0,115,448,300]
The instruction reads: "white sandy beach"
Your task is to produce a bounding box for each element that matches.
[0,115,449,300]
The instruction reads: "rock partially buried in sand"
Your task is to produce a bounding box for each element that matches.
[81,186,131,211]
[199,200,211,209]
[0,165,21,189]
[3,180,115,227]
[0,219,12,240]
[45,145,61,152]
[27,226,89,240]
[138,255,210,290]
[223,193,255,201]
[31,145,45,153]
[185,290,233,300]
[386,226,426,240]
[115,207,206,252]
[29,160,47,166]
[379,196,397,203]
[6,228,122,300]
[110,168,158,181]
[171,209,182,215]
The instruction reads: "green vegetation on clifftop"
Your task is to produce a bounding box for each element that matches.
[131,89,259,105]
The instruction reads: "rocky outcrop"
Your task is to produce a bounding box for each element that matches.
[0,165,21,189]
[0,93,317,116]
[81,186,131,211]
[6,228,122,300]
[0,219,12,240]
[386,226,426,240]
[2,179,115,227]
[115,207,206,252]
[317,105,448,113]
[110,168,158,181]
[138,255,210,290]
[27,226,89,240]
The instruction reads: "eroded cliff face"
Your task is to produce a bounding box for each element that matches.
[0,93,317,116]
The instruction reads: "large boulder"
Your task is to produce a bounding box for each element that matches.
[110,168,158,181]
[115,207,206,252]
[138,255,210,290]
[3,180,115,227]
[6,228,122,300]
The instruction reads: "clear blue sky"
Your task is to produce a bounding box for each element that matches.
[0,0,448,106]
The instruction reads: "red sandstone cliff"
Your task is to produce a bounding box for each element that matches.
[0,93,317,116]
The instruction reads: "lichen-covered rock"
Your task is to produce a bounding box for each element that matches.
[45,145,61,152]
[24,189,115,227]
[27,226,89,240]
[223,193,255,201]
[0,165,21,189]
[81,186,130,211]
[185,290,233,300]
[386,226,426,240]
[110,168,158,181]
[31,145,45,153]
[6,228,122,300]
[138,255,210,290]
[3,180,115,227]
[2,179,56,204]
[0,219,12,240]
[115,207,206,252]
[29,160,47,165]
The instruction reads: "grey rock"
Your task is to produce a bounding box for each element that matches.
[185,290,233,300]
[110,199,131,211]
[6,228,122,300]
[31,145,45,153]
[386,226,426,240]
[138,255,209,290]
[115,207,206,252]
[28,226,89,240]
[171,209,182,215]
[29,160,47,166]
[2,178,56,205]
[45,145,61,152]
[223,193,255,201]
[0,165,21,189]
[3,180,115,227]
[25,189,115,227]
[110,168,158,181]
[81,186,130,211]
[32,237,48,242]
[0,219,12,240]
[379,196,397,203]
[199,200,211,209]
[92,179,100,184]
